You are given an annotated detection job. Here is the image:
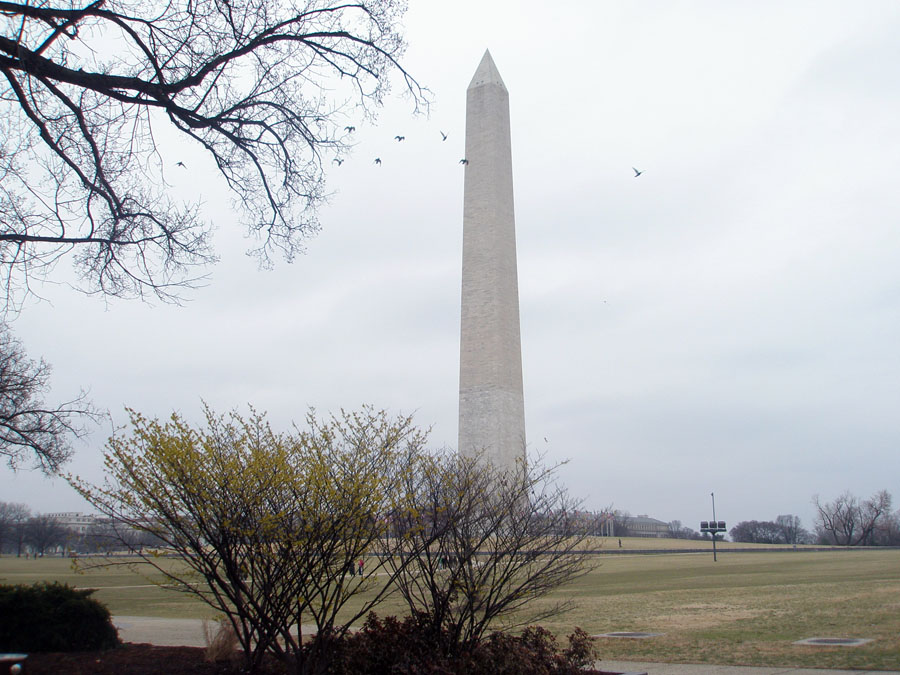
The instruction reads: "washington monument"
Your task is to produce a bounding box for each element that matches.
[458,50,526,471]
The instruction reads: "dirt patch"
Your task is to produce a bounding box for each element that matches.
[652,604,775,630]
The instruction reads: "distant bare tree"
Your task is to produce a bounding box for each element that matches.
[775,514,810,544]
[729,520,784,544]
[1,0,425,309]
[80,521,119,554]
[24,514,69,555]
[8,503,30,555]
[611,510,632,538]
[0,322,98,472]
[0,500,29,554]
[813,490,893,546]
[874,509,900,546]
[667,520,701,540]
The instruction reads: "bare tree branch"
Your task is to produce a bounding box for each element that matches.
[0,322,101,472]
[388,451,596,654]
[1,0,425,309]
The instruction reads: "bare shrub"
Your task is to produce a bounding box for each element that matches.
[387,451,596,654]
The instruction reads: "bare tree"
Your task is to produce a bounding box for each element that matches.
[24,513,70,555]
[813,490,893,546]
[611,509,632,538]
[858,490,894,545]
[1,322,98,472]
[80,520,120,554]
[387,452,595,655]
[1,0,424,309]
[667,519,682,537]
[729,520,784,544]
[775,514,809,544]
[814,492,857,545]
[874,509,900,546]
[666,520,701,540]
[0,500,29,554]
[9,502,30,555]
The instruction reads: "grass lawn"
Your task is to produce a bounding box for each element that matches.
[0,555,220,619]
[535,548,900,671]
[2,543,898,670]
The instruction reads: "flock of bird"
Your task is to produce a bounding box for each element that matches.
[331,126,642,177]
[334,126,467,168]
[173,125,642,176]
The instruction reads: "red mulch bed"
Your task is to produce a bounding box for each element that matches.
[22,643,626,674]
[21,643,287,674]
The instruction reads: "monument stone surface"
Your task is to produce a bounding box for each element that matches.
[457,50,526,471]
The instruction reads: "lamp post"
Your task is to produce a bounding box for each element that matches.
[700,492,725,562]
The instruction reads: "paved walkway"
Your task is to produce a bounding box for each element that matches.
[114,616,212,648]
[113,616,321,648]
[112,616,900,675]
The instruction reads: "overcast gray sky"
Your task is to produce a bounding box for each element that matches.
[5,1,900,534]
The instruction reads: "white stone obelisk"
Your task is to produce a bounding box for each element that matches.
[458,50,526,471]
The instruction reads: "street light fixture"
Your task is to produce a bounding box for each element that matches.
[700,492,726,562]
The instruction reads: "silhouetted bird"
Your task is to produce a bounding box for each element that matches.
[345,126,356,133]
[440,131,448,141]
[374,158,382,165]
[333,158,344,166]
[395,135,405,142]
[459,158,468,165]
[632,167,643,177]
[176,161,186,168]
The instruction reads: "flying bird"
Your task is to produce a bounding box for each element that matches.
[176,161,186,168]
[440,131,448,141]
[344,126,356,133]
[459,158,468,165]
[374,157,382,165]
[333,158,344,166]
[632,167,643,177]
[395,135,405,142]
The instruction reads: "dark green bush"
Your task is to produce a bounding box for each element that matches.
[0,582,119,652]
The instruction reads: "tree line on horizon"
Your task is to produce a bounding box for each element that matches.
[727,489,898,546]
[0,502,166,557]
[0,503,69,557]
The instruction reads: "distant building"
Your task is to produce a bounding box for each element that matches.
[564,511,671,538]
[623,514,670,538]
[45,512,97,535]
